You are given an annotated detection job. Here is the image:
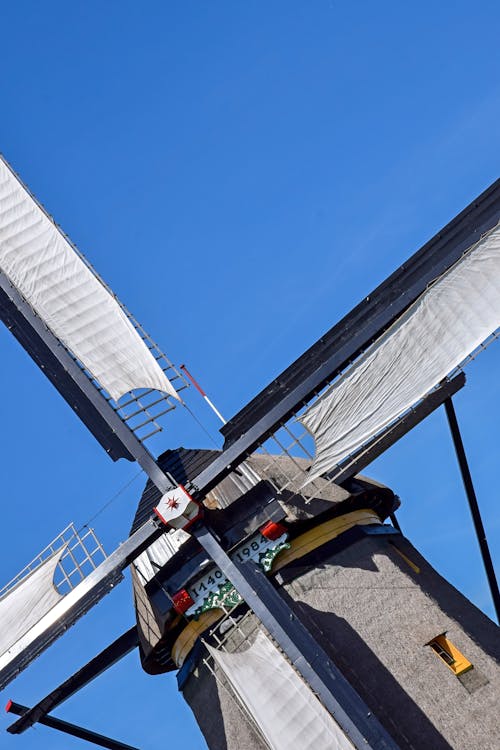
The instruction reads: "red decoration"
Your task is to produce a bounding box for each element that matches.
[172,588,194,615]
[260,521,287,541]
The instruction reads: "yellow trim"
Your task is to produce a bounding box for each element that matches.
[428,634,473,675]
[172,609,224,667]
[390,545,420,574]
[171,508,380,667]
[272,509,380,573]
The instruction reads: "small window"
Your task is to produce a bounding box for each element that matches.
[428,634,472,676]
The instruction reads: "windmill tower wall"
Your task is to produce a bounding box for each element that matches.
[178,530,500,750]
[131,449,500,750]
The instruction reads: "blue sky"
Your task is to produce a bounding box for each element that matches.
[0,2,499,748]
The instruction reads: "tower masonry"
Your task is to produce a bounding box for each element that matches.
[130,448,500,750]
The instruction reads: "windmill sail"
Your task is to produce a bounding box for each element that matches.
[0,156,178,403]
[0,549,65,660]
[300,222,500,483]
[207,631,354,750]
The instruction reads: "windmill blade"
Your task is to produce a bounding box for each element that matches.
[300,221,500,483]
[0,548,67,661]
[188,177,500,498]
[0,156,192,499]
[0,519,160,691]
[0,156,177,403]
[0,260,180,490]
[330,372,465,486]
[0,155,188,460]
[0,275,132,461]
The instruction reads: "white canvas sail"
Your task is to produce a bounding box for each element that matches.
[207,630,354,750]
[0,157,178,403]
[300,223,500,484]
[0,549,65,659]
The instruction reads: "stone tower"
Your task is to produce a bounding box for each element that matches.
[130,448,500,750]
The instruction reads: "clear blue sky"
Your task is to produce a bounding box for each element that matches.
[1,2,499,749]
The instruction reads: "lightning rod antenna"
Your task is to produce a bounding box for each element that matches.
[180,364,227,425]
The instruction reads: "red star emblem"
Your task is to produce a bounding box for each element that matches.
[166,495,180,510]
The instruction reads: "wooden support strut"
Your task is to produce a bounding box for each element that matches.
[5,701,140,750]
[444,397,500,623]
[7,628,139,735]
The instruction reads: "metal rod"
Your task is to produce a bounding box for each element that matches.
[180,363,227,424]
[389,513,401,532]
[193,525,400,750]
[5,701,139,750]
[444,397,500,622]
[7,628,139,734]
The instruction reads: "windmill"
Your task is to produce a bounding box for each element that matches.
[0,152,498,750]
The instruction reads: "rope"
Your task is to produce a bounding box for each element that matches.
[182,402,222,449]
[79,468,145,532]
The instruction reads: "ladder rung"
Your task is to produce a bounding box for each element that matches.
[118,390,155,409]
[123,395,168,422]
[138,426,162,441]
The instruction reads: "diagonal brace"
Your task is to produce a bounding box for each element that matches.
[5,701,140,750]
[7,627,138,734]
[444,397,500,622]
